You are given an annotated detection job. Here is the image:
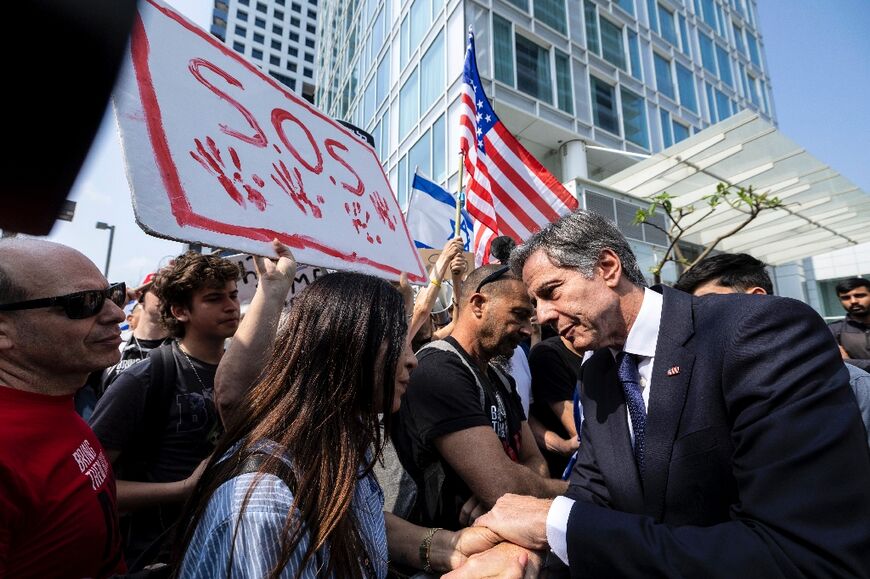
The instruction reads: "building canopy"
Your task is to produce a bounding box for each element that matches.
[602,110,870,265]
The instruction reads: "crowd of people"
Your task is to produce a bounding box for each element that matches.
[1,209,869,578]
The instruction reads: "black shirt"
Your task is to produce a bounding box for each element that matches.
[392,337,525,530]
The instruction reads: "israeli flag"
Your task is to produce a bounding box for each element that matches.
[405,172,472,251]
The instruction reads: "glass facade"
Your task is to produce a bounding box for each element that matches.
[301,0,771,206]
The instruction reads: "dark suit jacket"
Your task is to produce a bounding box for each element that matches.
[565,286,870,578]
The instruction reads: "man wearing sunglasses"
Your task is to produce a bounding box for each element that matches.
[393,263,568,534]
[89,251,241,570]
[0,239,127,577]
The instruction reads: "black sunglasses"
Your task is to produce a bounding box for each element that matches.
[475,265,511,294]
[0,282,127,320]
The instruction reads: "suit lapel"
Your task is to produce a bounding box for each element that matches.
[642,286,696,520]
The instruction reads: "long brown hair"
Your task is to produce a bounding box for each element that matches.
[174,272,406,578]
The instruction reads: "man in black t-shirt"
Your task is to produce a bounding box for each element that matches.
[89,252,240,569]
[528,336,584,478]
[393,264,567,530]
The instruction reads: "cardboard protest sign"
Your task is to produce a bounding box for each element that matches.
[227,253,326,308]
[113,0,426,283]
[418,249,475,275]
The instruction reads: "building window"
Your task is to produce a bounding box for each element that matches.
[672,121,690,143]
[600,17,626,71]
[590,76,618,134]
[233,41,245,52]
[746,33,761,68]
[715,88,731,120]
[235,25,247,36]
[237,10,248,21]
[647,0,658,32]
[700,0,717,31]
[292,2,301,12]
[306,23,316,33]
[304,52,314,63]
[273,24,283,34]
[493,14,515,85]
[421,31,445,114]
[715,44,733,87]
[305,38,315,48]
[615,0,634,16]
[399,68,419,139]
[732,24,745,55]
[287,61,297,72]
[288,46,298,56]
[304,67,313,78]
[289,31,299,41]
[291,16,300,26]
[622,88,648,148]
[698,31,716,75]
[675,62,697,113]
[746,71,760,106]
[238,0,249,5]
[628,30,642,80]
[503,0,528,10]
[271,39,281,50]
[252,48,263,59]
[705,82,717,122]
[376,52,390,106]
[654,53,674,100]
[409,131,432,186]
[255,16,265,28]
[256,2,267,13]
[555,49,573,114]
[253,32,264,43]
[515,34,552,104]
[270,55,281,66]
[584,1,600,55]
[308,9,317,18]
[432,114,446,182]
[678,14,690,56]
[657,3,677,46]
[275,9,284,19]
[276,0,285,4]
[660,109,673,147]
[270,71,295,90]
[534,0,567,35]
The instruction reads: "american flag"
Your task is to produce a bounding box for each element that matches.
[459,28,578,264]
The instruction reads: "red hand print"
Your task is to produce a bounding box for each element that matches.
[344,201,381,245]
[369,190,397,232]
[272,160,324,218]
[190,137,267,211]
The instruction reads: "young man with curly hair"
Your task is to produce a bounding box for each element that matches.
[89,251,240,571]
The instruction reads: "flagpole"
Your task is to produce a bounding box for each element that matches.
[454,152,466,238]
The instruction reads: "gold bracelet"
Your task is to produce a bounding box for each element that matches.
[429,276,442,288]
[419,527,442,573]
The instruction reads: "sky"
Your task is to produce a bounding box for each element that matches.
[44,0,870,287]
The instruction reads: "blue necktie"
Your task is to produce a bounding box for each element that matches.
[617,352,646,474]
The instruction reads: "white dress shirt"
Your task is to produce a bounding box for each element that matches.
[547,287,663,564]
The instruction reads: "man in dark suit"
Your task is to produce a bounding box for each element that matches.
[447,210,870,578]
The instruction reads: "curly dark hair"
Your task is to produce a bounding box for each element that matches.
[152,252,240,338]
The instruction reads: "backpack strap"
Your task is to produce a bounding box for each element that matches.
[420,340,487,410]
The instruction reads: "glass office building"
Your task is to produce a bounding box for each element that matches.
[211,0,321,102]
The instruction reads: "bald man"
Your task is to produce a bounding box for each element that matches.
[0,239,127,577]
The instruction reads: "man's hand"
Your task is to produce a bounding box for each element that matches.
[434,238,465,280]
[180,456,210,499]
[474,494,553,551]
[459,495,488,527]
[450,252,468,277]
[252,239,297,295]
[446,525,503,569]
[443,542,540,579]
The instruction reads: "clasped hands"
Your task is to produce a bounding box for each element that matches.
[445,494,554,579]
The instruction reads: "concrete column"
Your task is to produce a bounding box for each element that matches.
[560,139,588,182]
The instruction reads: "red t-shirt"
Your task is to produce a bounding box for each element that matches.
[0,386,126,578]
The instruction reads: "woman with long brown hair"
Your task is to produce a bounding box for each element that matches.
[173,243,525,578]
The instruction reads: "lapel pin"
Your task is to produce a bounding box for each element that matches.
[666,366,681,377]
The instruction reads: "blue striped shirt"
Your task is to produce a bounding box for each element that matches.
[178,444,388,578]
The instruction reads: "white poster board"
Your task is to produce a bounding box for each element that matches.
[227,253,327,308]
[113,0,426,283]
